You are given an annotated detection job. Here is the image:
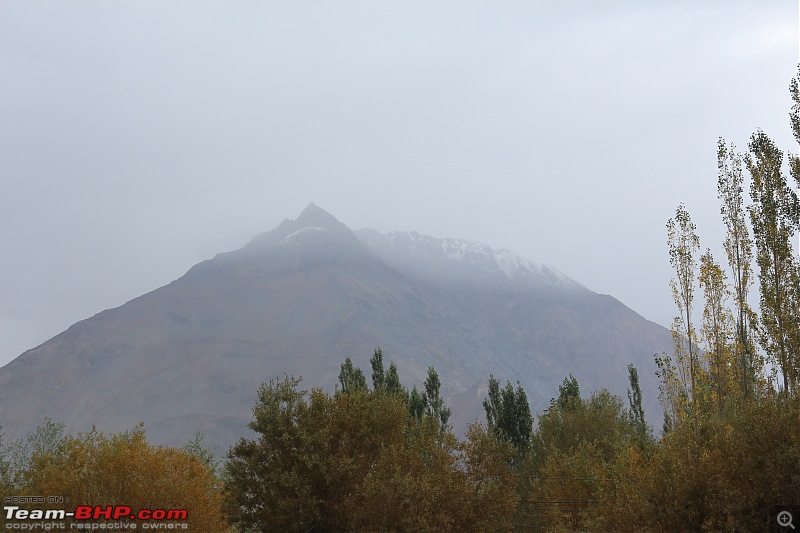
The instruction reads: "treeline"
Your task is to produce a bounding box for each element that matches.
[2,350,798,531]
[0,352,522,532]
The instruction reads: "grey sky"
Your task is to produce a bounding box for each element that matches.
[1,2,797,368]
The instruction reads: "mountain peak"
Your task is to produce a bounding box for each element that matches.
[243,203,361,252]
[295,203,342,229]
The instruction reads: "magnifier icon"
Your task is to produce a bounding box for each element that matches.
[778,511,796,529]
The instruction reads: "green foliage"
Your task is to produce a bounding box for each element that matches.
[483,374,533,454]
[409,384,426,420]
[747,129,800,393]
[535,389,636,464]
[182,431,218,478]
[602,395,800,532]
[667,203,701,406]
[423,366,451,429]
[338,356,367,393]
[697,249,738,415]
[385,361,406,398]
[718,137,759,398]
[554,373,581,410]
[223,375,516,532]
[369,347,385,390]
[521,387,641,532]
[626,364,651,446]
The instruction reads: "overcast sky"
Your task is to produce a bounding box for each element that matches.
[1,2,798,368]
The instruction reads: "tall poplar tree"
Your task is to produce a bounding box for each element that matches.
[698,249,735,411]
[747,130,800,393]
[369,348,385,390]
[790,66,800,180]
[717,139,757,397]
[667,204,701,406]
[626,364,650,445]
[423,366,451,429]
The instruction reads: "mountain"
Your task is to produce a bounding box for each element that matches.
[0,204,672,452]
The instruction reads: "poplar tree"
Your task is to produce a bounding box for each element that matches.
[385,362,406,398]
[698,249,735,411]
[369,348,385,390]
[747,131,800,393]
[655,350,688,431]
[409,385,426,421]
[790,66,800,175]
[483,375,533,454]
[626,364,650,445]
[667,204,701,405]
[339,357,367,393]
[423,366,451,428]
[717,139,758,397]
[554,374,581,409]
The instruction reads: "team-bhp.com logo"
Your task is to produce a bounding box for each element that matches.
[4,505,188,529]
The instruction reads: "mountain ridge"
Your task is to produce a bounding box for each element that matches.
[0,204,671,451]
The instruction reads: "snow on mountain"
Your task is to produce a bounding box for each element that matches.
[356,229,584,291]
[281,226,328,242]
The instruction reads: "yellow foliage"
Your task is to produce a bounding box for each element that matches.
[25,424,227,532]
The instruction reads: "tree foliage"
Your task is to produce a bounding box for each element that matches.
[369,347,385,390]
[747,130,800,393]
[718,138,758,397]
[626,364,650,446]
[223,374,516,532]
[520,380,645,532]
[667,203,701,409]
[483,374,533,455]
[338,356,367,393]
[423,366,452,430]
[1,422,226,532]
[698,249,737,414]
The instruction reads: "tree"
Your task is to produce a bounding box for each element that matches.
[385,361,406,398]
[0,428,11,514]
[523,388,639,532]
[655,350,689,432]
[483,375,533,455]
[554,373,581,410]
[667,203,701,407]
[0,420,67,529]
[717,138,758,397]
[457,423,519,531]
[423,366,451,429]
[224,375,515,532]
[790,65,800,184]
[2,417,65,490]
[747,130,800,393]
[338,356,367,393]
[409,385,426,420]
[369,347,385,390]
[182,431,219,477]
[626,364,650,446]
[698,249,736,412]
[24,424,226,531]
